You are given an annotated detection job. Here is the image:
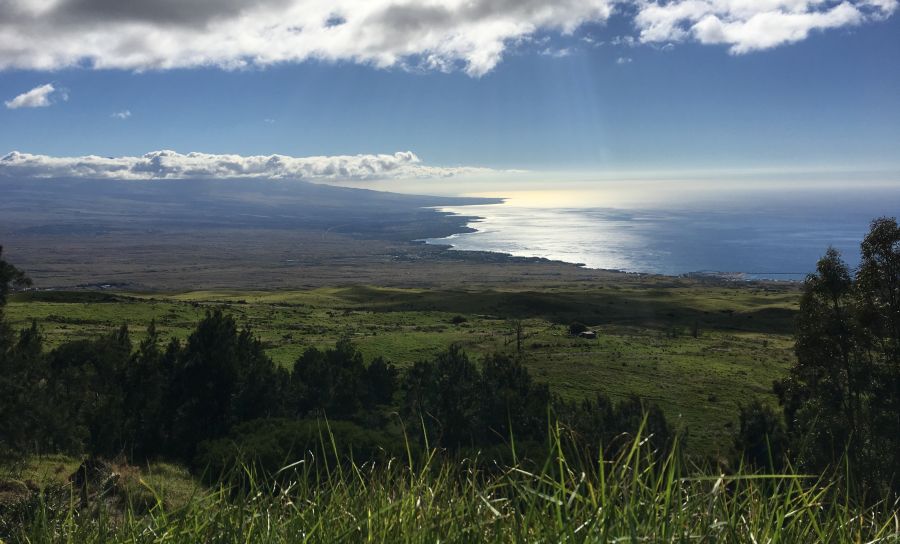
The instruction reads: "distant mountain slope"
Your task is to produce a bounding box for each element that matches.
[0,177,500,241]
[0,177,604,290]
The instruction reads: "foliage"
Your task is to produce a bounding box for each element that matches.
[401,347,553,451]
[5,280,802,454]
[290,338,396,419]
[0,250,36,459]
[0,246,31,307]
[195,418,404,483]
[775,217,900,494]
[555,392,674,462]
[0,294,672,471]
[734,400,787,471]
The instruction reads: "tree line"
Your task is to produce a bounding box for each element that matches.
[0,251,671,473]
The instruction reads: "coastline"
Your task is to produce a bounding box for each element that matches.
[422,203,807,283]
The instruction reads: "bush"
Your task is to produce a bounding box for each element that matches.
[734,400,787,471]
[194,418,405,483]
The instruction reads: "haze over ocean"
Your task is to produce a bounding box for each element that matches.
[425,184,900,280]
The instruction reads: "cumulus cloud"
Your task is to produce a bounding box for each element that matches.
[111,110,131,119]
[4,83,66,109]
[0,1,893,76]
[0,0,616,76]
[0,150,500,182]
[634,0,897,54]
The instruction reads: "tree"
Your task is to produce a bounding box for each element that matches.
[555,392,673,462]
[775,248,859,471]
[478,353,549,445]
[776,218,900,493]
[734,400,787,471]
[45,325,133,456]
[168,310,238,459]
[122,321,178,459]
[291,338,372,418]
[365,356,398,407]
[0,321,49,458]
[855,218,900,489]
[401,345,480,449]
[0,245,31,307]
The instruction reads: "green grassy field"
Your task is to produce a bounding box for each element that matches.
[7,428,898,543]
[6,279,800,456]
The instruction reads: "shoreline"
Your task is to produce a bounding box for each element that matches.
[423,203,806,284]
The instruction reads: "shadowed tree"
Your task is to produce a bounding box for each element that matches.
[776,217,900,493]
[0,246,31,307]
[734,400,787,471]
[45,325,132,456]
[478,353,550,445]
[291,338,375,418]
[168,310,285,460]
[402,345,480,449]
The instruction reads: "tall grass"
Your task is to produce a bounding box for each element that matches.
[14,423,900,543]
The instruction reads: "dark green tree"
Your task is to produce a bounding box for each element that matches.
[776,217,900,493]
[0,321,50,458]
[0,246,31,307]
[556,392,672,462]
[365,356,398,407]
[401,345,480,449]
[734,400,787,471]
[775,248,860,472]
[122,321,177,458]
[45,325,132,456]
[168,310,284,460]
[478,353,550,444]
[291,338,369,418]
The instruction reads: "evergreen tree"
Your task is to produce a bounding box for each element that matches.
[477,353,549,444]
[734,400,787,471]
[776,218,900,493]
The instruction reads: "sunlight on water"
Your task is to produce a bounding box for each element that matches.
[424,185,900,280]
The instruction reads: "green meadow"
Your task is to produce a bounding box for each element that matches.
[7,280,800,456]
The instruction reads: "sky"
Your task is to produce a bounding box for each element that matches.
[1,0,899,190]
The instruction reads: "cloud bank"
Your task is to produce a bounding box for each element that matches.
[0,0,893,75]
[0,150,499,182]
[4,83,66,109]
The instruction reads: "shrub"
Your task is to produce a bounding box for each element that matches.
[194,418,404,483]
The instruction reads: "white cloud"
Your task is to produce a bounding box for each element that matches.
[0,1,893,77]
[540,47,573,57]
[0,150,502,182]
[4,83,66,109]
[616,56,633,64]
[111,110,131,119]
[634,0,896,54]
[0,0,616,76]
[611,35,638,47]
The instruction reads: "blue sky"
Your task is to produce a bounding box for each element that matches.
[1,0,898,184]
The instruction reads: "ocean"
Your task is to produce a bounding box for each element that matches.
[423,186,900,280]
